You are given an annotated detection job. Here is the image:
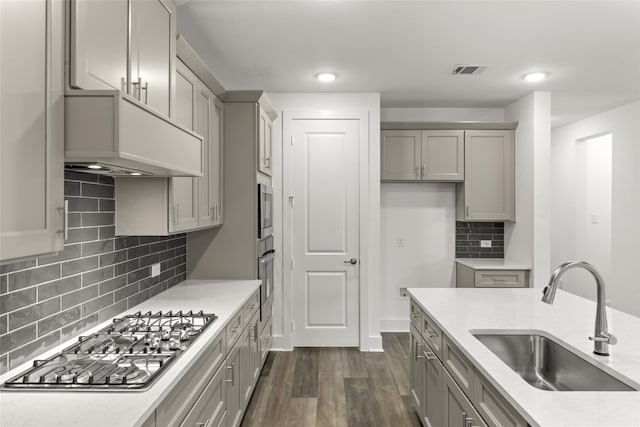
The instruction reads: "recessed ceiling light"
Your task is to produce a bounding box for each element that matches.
[523,72,548,83]
[87,164,102,170]
[317,73,336,82]
[130,172,142,176]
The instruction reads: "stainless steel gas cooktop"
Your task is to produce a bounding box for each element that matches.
[3,310,216,390]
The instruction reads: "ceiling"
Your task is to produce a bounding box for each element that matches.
[177,1,640,127]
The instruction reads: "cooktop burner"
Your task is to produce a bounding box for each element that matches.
[3,310,216,390]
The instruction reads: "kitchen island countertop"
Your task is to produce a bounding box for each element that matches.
[407,287,640,427]
[0,279,260,427]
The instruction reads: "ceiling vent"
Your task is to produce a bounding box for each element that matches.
[451,65,488,75]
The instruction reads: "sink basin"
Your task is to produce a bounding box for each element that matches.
[472,331,638,391]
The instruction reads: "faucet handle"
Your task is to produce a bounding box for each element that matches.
[589,331,617,345]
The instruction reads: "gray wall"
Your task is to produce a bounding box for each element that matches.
[0,171,186,375]
[456,222,504,258]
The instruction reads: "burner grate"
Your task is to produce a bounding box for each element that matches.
[3,310,216,390]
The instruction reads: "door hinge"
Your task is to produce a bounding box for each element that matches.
[289,196,295,208]
[290,259,294,270]
[290,135,294,146]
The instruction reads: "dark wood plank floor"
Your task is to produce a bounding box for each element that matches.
[241,333,421,427]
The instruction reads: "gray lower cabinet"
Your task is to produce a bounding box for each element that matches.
[0,0,65,263]
[443,369,487,427]
[150,290,267,427]
[410,298,527,427]
[456,263,529,288]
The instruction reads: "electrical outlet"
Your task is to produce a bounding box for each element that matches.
[396,237,405,247]
[399,287,408,298]
[480,240,492,248]
[151,263,161,277]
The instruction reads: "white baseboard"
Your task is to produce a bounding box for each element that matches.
[380,318,410,332]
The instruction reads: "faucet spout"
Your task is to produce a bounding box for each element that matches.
[542,261,615,356]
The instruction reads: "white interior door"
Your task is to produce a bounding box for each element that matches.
[292,119,360,347]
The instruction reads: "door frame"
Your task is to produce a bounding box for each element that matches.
[281,109,377,351]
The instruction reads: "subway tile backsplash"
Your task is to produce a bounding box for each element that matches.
[0,171,186,374]
[455,221,504,258]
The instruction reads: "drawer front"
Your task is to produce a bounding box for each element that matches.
[180,364,227,427]
[443,369,487,427]
[443,335,474,397]
[260,316,272,367]
[473,370,527,427]
[474,270,526,288]
[242,290,260,329]
[226,310,243,348]
[422,312,443,358]
[410,299,423,330]
[157,331,226,427]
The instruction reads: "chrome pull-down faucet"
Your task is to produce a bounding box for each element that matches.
[542,261,617,356]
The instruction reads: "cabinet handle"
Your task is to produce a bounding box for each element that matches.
[57,200,69,240]
[265,157,271,168]
[415,342,425,360]
[415,166,420,178]
[464,416,473,427]
[142,81,148,104]
[465,205,469,217]
[195,419,211,427]
[173,205,179,223]
[422,350,437,360]
[421,165,425,178]
[226,364,234,384]
[121,77,128,93]
[130,77,142,100]
[462,412,467,427]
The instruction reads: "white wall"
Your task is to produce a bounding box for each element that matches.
[268,92,381,351]
[382,107,504,122]
[551,101,640,317]
[380,107,505,331]
[380,183,456,331]
[504,92,551,287]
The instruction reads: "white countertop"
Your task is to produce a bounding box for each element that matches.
[0,279,260,427]
[455,258,531,270]
[407,287,640,427]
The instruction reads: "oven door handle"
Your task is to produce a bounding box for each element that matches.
[260,250,276,263]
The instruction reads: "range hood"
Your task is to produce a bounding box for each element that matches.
[65,90,203,177]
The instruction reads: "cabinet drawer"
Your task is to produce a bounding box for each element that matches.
[410,299,423,330]
[226,310,243,348]
[474,271,526,288]
[242,290,260,329]
[443,369,487,427]
[422,312,443,358]
[473,370,527,427]
[180,363,227,427]
[443,335,474,397]
[156,331,226,427]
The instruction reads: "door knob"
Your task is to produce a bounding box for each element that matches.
[344,258,358,265]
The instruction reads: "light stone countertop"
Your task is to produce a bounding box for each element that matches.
[455,258,532,270]
[407,287,640,427]
[0,279,260,427]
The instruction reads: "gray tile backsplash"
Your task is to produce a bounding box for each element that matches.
[456,221,505,258]
[0,171,186,374]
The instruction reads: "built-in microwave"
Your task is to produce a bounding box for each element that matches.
[258,184,273,238]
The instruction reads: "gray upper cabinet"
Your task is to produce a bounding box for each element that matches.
[115,60,223,236]
[258,108,274,177]
[457,130,515,222]
[381,130,464,182]
[1,0,65,262]
[70,0,176,117]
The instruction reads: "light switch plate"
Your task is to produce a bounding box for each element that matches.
[480,240,492,248]
[151,263,161,277]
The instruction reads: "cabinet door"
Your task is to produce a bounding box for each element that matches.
[259,317,272,368]
[460,130,515,221]
[211,96,224,226]
[69,0,128,91]
[239,324,253,408]
[249,315,261,386]
[226,343,242,427]
[381,130,421,181]
[443,370,487,427]
[422,130,464,181]
[258,109,273,176]
[409,326,425,419]
[180,365,227,427]
[424,341,444,427]
[1,0,64,262]
[130,0,175,117]
[170,60,198,233]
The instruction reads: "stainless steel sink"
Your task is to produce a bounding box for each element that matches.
[472,331,638,391]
